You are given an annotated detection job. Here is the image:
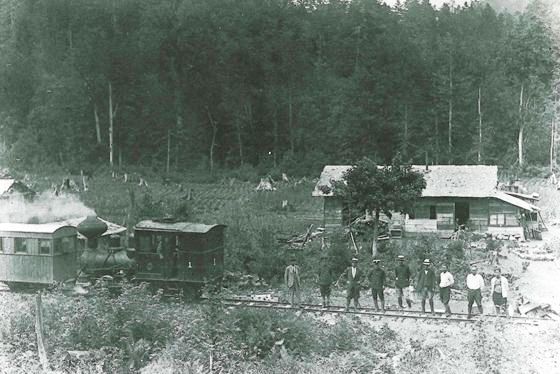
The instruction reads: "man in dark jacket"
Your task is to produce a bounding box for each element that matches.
[416,258,436,315]
[367,259,386,312]
[317,254,334,308]
[395,255,412,309]
[339,257,362,311]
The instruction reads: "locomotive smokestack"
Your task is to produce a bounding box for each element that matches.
[77,215,108,249]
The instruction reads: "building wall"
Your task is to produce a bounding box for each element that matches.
[323,197,343,227]
[323,196,529,238]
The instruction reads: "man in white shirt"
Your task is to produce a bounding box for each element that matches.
[438,264,454,316]
[466,265,484,318]
[490,268,509,315]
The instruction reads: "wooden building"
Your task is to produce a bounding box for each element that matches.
[313,165,542,239]
[0,222,78,287]
[0,178,36,200]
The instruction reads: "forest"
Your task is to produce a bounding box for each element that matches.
[0,0,557,177]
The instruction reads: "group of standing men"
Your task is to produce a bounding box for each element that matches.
[285,254,510,318]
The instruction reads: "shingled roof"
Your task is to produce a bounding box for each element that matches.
[312,165,499,198]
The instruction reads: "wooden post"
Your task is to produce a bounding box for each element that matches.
[35,294,49,372]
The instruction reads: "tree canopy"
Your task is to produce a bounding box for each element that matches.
[0,0,557,176]
[335,157,426,255]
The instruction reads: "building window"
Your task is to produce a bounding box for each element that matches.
[15,238,28,253]
[490,214,506,226]
[39,240,51,255]
[0,239,3,252]
[429,206,437,220]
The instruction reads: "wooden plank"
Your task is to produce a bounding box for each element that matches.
[0,255,53,283]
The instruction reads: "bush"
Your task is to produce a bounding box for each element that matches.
[227,309,318,359]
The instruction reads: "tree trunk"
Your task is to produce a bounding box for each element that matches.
[551,116,555,173]
[207,108,218,174]
[448,56,453,163]
[478,86,482,164]
[94,103,101,145]
[435,113,439,164]
[108,82,117,168]
[273,106,278,168]
[403,104,408,158]
[371,209,380,257]
[288,90,295,153]
[518,84,524,167]
[166,128,171,174]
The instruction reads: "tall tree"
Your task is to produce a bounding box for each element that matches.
[335,157,426,256]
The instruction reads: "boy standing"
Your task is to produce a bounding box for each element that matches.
[490,268,509,315]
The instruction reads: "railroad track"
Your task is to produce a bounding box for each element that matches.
[208,297,552,325]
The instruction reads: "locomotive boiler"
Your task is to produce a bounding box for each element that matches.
[76,216,136,277]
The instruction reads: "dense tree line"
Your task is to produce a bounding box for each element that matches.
[0,0,557,176]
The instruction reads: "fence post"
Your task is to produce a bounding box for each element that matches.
[35,293,49,372]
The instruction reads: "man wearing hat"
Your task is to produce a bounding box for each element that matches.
[416,259,436,315]
[317,253,334,308]
[395,255,412,309]
[367,259,386,312]
[340,257,363,311]
[284,256,301,307]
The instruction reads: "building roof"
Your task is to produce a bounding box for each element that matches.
[313,164,539,212]
[0,179,35,196]
[493,191,540,212]
[64,216,127,238]
[0,222,75,234]
[502,190,539,202]
[313,165,498,198]
[135,220,225,234]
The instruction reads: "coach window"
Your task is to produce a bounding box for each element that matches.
[15,238,28,254]
[39,240,51,255]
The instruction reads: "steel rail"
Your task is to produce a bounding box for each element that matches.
[207,297,550,325]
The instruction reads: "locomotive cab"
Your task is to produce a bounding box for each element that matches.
[132,220,225,297]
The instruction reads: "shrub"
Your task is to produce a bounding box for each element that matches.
[226,309,318,359]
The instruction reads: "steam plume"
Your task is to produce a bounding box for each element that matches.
[0,191,95,224]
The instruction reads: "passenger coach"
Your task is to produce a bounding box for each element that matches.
[132,220,226,297]
[0,222,78,289]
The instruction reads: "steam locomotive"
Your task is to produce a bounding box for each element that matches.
[0,216,225,298]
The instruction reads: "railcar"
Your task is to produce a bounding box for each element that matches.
[0,222,78,290]
[0,216,225,298]
[130,220,226,298]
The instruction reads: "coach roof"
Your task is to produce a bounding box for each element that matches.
[135,220,225,233]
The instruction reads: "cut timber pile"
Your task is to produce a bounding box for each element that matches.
[512,243,555,261]
[517,300,560,320]
[277,225,324,248]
